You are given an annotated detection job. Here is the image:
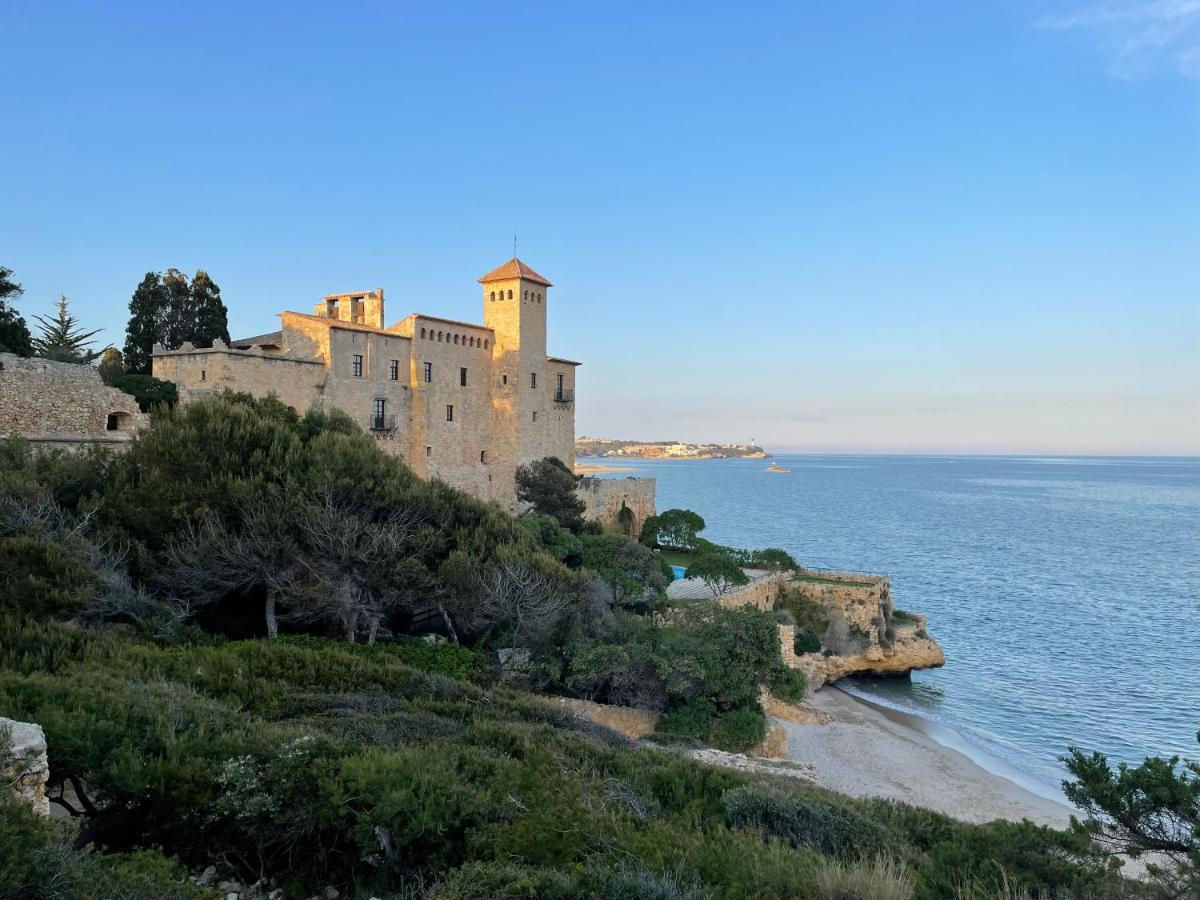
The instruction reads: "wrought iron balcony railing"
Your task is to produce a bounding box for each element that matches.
[553,389,574,404]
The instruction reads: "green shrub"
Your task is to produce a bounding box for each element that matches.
[0,532,95,618]
[723,786,895,860]
[710,706,768,752]
[658,698,714,741]
[794,629,823,655]
[769,667,808,703]
[814,855,914,900]
[108,373,178,412]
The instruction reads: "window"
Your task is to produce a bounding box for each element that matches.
[556,373,564,395]
[200,369,206,381]
[523,290,528,300]
[507,289,513,299]
[460,367,467,386]
[106,411,131,432]
[420,327,426,338]
[438,331,443,341]
[352,354,364,377]
[480,450,487,464]
[530,372,537,388]
[502,374,507,385]
[446,405,454,422]
[426,446,431,457]
[389,359,399,381]
[490,291,496,301]
[423,362,432,383]
[532,411,538,422]
[372,398,387,429]
[454,334,459,345]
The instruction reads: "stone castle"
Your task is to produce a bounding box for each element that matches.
[153,258,580,510]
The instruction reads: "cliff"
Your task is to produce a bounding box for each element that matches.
[777,570,945,691]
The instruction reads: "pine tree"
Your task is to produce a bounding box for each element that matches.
[123,272,167,374]
[31,295,106,364]
[190,269,230,347]
[0,265,33,356]
[162,268,194,350]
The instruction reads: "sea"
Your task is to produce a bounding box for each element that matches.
[585,454,1200,799]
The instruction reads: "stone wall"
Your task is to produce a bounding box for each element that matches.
[0,353,147,447]
[578,476,657,535]
[1,718,50,816]
[717,571,789,611]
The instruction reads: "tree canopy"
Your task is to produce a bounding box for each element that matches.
[516,456,586,531]
[0,265,33,356]
[123,268,231,374]
[31,295,106,364]
[685,548,750,599]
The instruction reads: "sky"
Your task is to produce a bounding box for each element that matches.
[2,1,1198,455]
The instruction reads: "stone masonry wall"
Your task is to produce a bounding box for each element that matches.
[717,572,790,611]
[0,353,147,446]
[578,476,657,535]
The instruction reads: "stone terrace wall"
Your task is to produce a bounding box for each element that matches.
[717,571,789,611]
[0,353,147,446]
[578,476,656,535]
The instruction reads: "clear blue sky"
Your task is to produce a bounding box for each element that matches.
[3,1,1197,454]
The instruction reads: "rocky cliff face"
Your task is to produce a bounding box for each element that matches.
[779,570,945,691]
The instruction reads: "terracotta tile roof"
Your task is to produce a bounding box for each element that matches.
[477,258,553,287]
[547,356,581,366]
[281,311,410,338]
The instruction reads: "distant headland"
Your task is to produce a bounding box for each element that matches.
[576,437,770,460]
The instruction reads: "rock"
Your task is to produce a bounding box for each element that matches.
[794,629,945,691]
[268,891,283,900]
[689,747,815,781]
[218,881,242,893]
[226,893,239,900]
[0,717,50,816]
[323,888,340,899]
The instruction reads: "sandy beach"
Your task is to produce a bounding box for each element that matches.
[574,462,642,474]
[781,688,1076,827]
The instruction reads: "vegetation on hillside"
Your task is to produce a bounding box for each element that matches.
[0,393,1192,898]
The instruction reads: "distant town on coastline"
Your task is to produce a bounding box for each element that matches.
[576,437,770,459]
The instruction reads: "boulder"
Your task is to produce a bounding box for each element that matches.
[1,717,50,816]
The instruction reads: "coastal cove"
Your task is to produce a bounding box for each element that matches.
[583,453,1200,799]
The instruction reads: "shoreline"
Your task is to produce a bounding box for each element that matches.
[780,687,1077,827]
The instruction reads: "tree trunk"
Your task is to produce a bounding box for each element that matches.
[438,604,460,645]
[265,593,278,639]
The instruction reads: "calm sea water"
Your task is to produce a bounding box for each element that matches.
[589,455,1200,794]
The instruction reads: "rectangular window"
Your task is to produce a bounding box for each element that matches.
[556,373,563,394]
[372,398,386,429]
[423,362,432,383]
[502,374,507,385]
[426,446,431,457]
[460,366,468,386]
[352,354,364,377]
[532,411,538,422]
[389,360,399,380]
[200,370,207,382]
[480,450,487,464]
[446,404,454,422]
[530,372,537,388]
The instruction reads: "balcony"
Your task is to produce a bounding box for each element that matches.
[553,389,574,404]
[368,414,397,433]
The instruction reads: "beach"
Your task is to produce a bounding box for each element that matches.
[781,687,1076,827]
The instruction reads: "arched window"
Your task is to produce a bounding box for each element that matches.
[490,291,496,301]
[469,337,475,347]
[438,331,443,341]
[454,334,460,345]
[507,289,513,299]
[420,327,426,338]
[480,450,487,464]
[523,290,527,300]
[484,339,489,349]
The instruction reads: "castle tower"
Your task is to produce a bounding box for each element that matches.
[480,258,553,506]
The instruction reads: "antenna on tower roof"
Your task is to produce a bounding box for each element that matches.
[513,229,518,259]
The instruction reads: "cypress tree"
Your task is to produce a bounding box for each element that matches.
[0,265,33,356]
[123,272,167,374]
[31,295,105,364]
[162,268,193,350]
[190,269,230,347]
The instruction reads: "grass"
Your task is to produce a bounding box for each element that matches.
[658,548,695,569]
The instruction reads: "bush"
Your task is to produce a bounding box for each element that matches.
[723,787,895,860]
[794,629,823,655]
[658,698,715,741]
[108,373,178,412]
[814,855,914,900]
[0,532,95,618]
[770,667,808,703]
[710,706,768,752]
